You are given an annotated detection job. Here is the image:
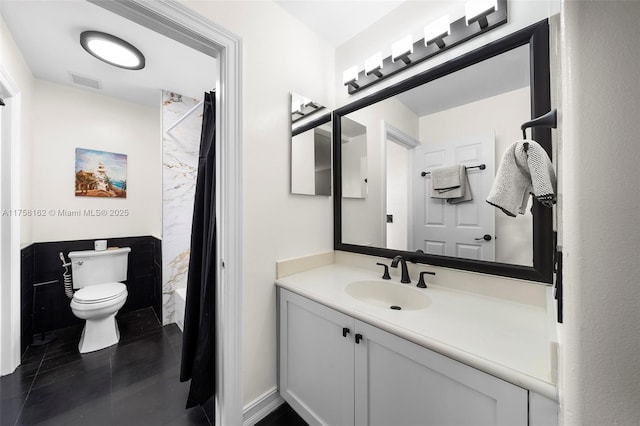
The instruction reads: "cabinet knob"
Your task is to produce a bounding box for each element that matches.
[355,333,363,344]
[342,327,350,338]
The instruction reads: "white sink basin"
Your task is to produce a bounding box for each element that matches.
[345,280,431,311]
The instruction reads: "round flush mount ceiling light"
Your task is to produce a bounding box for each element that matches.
[80,31,145,70]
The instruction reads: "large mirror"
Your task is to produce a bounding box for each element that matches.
[334,20,554,283]
[291,93,331,196]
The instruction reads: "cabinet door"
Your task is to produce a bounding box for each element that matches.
[354,320,527,426]
[279,289,355,426]
[529,392,558,426]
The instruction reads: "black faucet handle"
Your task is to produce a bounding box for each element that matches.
[376,262,391,280]
[417,271,436,288]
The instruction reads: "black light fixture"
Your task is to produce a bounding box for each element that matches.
[343,0,507,94]
[80,31,145,70]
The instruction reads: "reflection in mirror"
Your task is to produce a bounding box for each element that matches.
[291,92,324,123]
[341,117,368,199]
[335,21,554,282]
[290,93,331,196]
[342,45,532,265]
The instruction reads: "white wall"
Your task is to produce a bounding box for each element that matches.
[560,1,640,424]
[419,87,533,265]
[182,0,336,408]
[30,80,161,242]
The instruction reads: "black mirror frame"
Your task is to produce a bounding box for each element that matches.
[333,19,553,284]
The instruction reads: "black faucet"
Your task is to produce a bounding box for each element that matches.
[417,271,436,288]
[390,255,411,284]
[376,262,391,280]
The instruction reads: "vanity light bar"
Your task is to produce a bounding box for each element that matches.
[365,52,383,77]
[465,0,499,29]
[343,65,360,89]
[391,35,414,65]
[424,15,451,49]
[344,0,507,95]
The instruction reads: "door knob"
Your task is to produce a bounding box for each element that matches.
[475,234,492,241]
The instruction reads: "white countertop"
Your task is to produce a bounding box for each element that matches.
[275,263,557,400]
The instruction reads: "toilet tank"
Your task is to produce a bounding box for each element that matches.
[68,247,131,288]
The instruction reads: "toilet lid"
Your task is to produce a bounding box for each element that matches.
[73,282,127,304]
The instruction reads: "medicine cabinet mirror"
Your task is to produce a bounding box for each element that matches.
[290,93,331,196]
[333,20,554,283]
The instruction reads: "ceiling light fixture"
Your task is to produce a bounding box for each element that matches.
[80,31,145,70]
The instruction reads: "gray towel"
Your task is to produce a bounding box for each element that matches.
[431,165,473,203]
[486,140,556,217]
[431,165,462,194]
[448,169,473,204]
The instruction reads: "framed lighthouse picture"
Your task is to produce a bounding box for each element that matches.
[75,148,127,198]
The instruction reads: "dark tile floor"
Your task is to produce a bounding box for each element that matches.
[256,403,307,426]
[0,308,212,426]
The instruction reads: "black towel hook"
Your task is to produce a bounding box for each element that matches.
[521,109,557,139]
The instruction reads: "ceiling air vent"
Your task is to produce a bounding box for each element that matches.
[70,73,102,90]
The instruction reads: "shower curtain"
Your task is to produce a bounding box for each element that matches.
[180,90,216,408]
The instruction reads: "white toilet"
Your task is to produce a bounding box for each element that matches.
[68,247,131,353]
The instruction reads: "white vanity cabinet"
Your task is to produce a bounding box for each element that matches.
[354,320,527,426]
[279,289,529,426]
[279,288,355,425]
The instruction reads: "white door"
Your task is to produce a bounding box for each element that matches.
[383,122,421,251]
[354,320,528,426]
[0,81,21,376]
[411,132,495,260]
[386,141,410,251]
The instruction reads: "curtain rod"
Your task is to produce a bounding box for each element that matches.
[165,99,204,133]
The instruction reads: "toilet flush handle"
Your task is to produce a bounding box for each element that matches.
[76,261,83,266]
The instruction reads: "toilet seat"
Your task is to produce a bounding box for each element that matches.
[73,282,127,304]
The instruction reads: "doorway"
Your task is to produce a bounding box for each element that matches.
[0,1,243,424]
[381,122,420,250]
[0,72,21,377]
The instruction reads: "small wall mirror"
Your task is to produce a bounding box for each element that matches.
[334,21,554,283]
[290,93,331,196]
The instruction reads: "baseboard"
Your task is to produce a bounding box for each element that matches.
[242,388,284,426]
